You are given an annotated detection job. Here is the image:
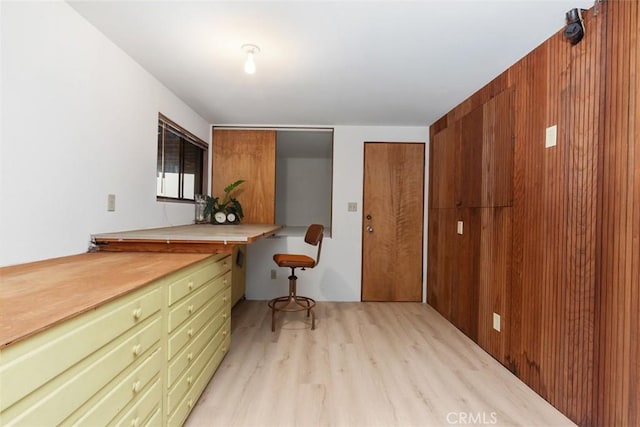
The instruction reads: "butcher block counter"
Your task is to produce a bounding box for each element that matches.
[0,251,233,426]
[0,251,211,349]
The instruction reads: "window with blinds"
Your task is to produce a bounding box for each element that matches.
[157,114,207,201]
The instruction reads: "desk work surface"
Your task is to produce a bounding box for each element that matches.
[92,223,282,253]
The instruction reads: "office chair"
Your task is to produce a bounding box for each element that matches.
[269,224,324,331]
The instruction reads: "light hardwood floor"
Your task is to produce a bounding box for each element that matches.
[186,301,575,427]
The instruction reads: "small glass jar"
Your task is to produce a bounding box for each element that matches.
[194,194,206,223]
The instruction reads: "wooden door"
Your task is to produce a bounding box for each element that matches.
[362,142,425,301]
[212,129,276,223]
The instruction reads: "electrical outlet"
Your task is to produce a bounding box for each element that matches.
[347,202,358,212]
[270,269,277,280]
[457,221,464,235]
[545,125,557,148]
[493,313,501,332]
[107,194,116,212]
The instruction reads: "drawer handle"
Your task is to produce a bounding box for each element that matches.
[187,375,193,385]
[131,416,140,427]
[223,278,228,285]
[223,296,228,302]
[222,313,228,320]
[132,344,141,356]
[187,398,194,409]
[222,330,227,337]
[132,308,142,319]
[222,347,227,354]
[188,304,194,314]
[188,281,194,290]
[187,328,194,338]
[132,380,141,393]
[187,352,194,362]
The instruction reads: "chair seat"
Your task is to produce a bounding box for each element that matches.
[273,253,316,269]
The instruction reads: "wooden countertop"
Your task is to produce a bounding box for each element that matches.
[92,223,282,253]
[0,252,213,349]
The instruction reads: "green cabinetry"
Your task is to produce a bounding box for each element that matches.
[0,254,231,426]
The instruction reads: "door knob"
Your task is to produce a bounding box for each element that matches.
[366,226,373,233]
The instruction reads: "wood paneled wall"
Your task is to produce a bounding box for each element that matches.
[508,9,602,421]
[428,2,639,425]
[427,86,514,359]
[595,1,640,426]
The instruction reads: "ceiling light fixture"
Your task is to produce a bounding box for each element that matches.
[242,44,260,75]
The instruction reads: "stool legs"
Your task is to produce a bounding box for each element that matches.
[268,269,316,331]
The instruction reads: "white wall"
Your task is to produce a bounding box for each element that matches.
[0,1,210,266]
[275,157,332,227]
[0,1,431,302]
[247,125,429,302]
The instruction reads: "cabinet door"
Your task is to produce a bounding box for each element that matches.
[460,106,484,208]
[460,87,514,208]
[451,208,481,342]
[477,207,512,363]
[429,122,460,209]
[427,208,457,318]
[482,87,514,207]
[212,129,276,223]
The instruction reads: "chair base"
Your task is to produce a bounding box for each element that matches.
[268,272,316,331]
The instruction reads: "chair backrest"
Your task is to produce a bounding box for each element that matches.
[304,224,324,266]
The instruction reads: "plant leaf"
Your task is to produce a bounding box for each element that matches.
[230,198,244,219]
[224,179,245,195]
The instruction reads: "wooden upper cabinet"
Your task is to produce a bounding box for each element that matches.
[429,121,460,209]
[212,129,276,224]
[482,87,514,207]
[460,87,514,207]
[430,87,514,209]
[460,106,484,207]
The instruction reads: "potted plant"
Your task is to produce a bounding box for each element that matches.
[205,179,245,224]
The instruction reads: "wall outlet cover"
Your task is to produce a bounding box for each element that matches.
[457,221,464,235]
[545,125,557,148]
[493,312,501,332]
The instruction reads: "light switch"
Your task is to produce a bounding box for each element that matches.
[347,202,358,212]
[107,194,116,212]
[457,221,463,235]
[545,125,557,148]
[493,313,501,332]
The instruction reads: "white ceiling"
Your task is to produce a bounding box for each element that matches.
[67,0,593,127]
